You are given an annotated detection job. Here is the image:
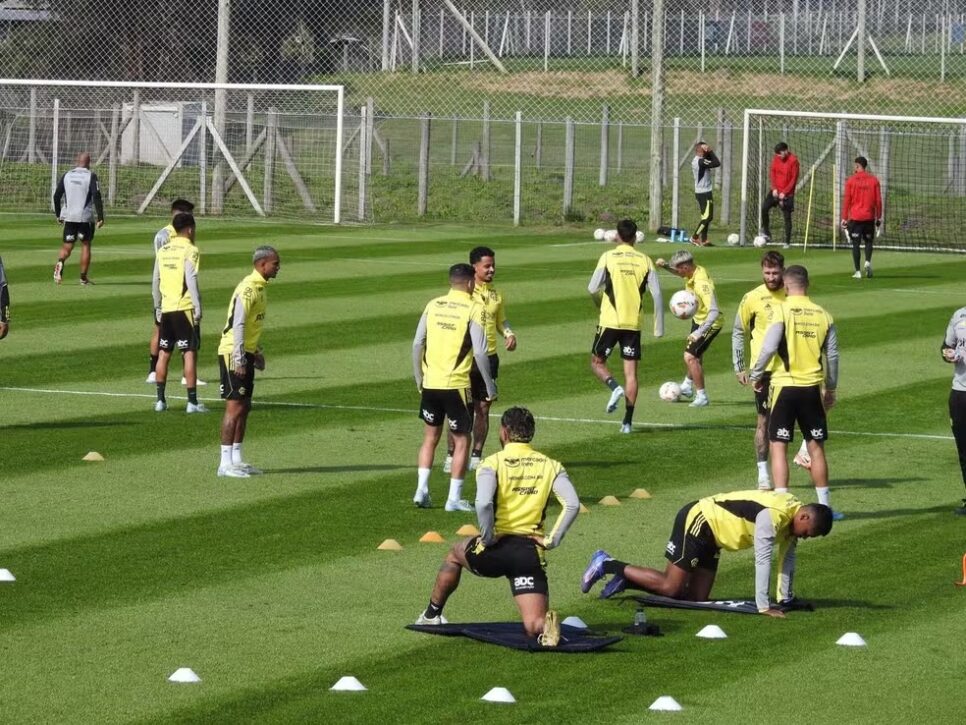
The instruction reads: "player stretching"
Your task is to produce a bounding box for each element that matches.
[749,265,844,519]
[0,255,10,340]
[690,141,720,246]
[444,246,517,473]
[760,142,799,249]
[588,219,664,433]
[52,152,104,285]
[412,264,496,510]
[656,250,721,407]
[941,306,966,515]
[416,407,580,645]
[841,156,882,279]
[216,246,281,478]
[733,252,787,489]
[582,490,833,616]
[152,213,204,414]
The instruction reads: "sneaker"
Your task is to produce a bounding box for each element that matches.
[413,489,432,508]
[537,610,560,647]
[581,549,613,593]
[955,500,966,516]
[444,498,474,512]
[865,261,873,278]
[689,394,709,408]
[852,270,862,279]
[235,463,263,475]
[620,423,632,434]
[415,612,449,626]
[793,451,812,470]
[154,400,167,412]
[217,465,250,478]
[443,455,453,473]
[53,261,63,284]
[757,474,772,491]
[679,383,694,399]
[831,510,846,521]
[79,276,94,286]
[606,386,625,414]
[186,402,208,414]
[468,454,482,471]
[182,377,208,386]
[145,371,157,384]
[600,574,628,599]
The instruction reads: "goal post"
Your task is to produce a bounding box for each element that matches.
[740,108,966,253]
[0,79,348,223]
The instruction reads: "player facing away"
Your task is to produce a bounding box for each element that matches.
[588,219,664,433]
[412,263,496,511]
[444,246,517,474]
[733,252,787,489]
[52,152,104,285]
[760,142,800,249]
[0,255,10,340]
[841,156,883,279]
[656,250,722,407]
[749,265,844,519]
[941,306,966,515]
[690,141,720,246]
[416,407,580,645]
[151,213,205,414]
[216,246,281,478]
[581,491,833,616]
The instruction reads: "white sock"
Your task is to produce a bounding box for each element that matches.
[448,478,464,502]
[775,487,789,493]
[757,461,769,477]
[798,440,809,457]
[417,467,431,493]
[696,388,707,397]
[220,445,233,468]
[232,443,243,465]
[816,487,831,506]
[682,376,692,387]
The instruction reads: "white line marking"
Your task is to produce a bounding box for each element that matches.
[0,385,953,442]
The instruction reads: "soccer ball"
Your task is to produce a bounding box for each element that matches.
[727,233,740,246]
[604,229,618,242]
[659,381,682,402]
[669,290,698,320]
[593,228,605,241]
[635,230,645,243]
[753,235,768,248]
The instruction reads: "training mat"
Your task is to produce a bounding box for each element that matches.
[406,622,622,652]
[629,595,814,615]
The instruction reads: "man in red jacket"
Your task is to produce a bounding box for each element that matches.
[760,142,800,249]
[841,156,882,279]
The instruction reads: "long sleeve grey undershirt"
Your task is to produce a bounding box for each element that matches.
[230,298,246,367]
[470,319,496,398]
[692,291,720,338]
[753,510,796,611]
[824,324,839,390]
[732,311,748,372]
[943,307,966,391]
[412,312,428,390]
[750,321,840,390]
[587,267,665,337]
[151,257,161,310]
[184,257,201,319]
[475,468,580,549]
[587,266,606,295]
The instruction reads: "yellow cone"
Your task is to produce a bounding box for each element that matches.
[599,495,621,506]
[82,451,105,462]
[456,524,481,536]
[579,503,591,514]
[419,531,445,543]
[629,488,652,499]
[377,539,403,551]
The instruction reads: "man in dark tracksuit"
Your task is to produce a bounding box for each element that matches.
[841,156,883,279]
[691,142,720,247]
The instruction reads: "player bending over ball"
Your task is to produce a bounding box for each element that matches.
[581,490,833,617]
[416,407,580,645]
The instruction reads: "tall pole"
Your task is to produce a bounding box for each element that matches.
[648,0,665,233]
[630,0,640,77]
[211,0,230,214]
[857,0,867,82]
[382,0,391,71]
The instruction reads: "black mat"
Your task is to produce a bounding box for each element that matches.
[406,622,622,652]
[629,595,814,615]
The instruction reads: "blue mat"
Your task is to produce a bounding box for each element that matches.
[630,594,814,615]
[406,622,622,652]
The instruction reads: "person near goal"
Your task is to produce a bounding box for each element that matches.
[760,142,800,249]
[841,156,883,279]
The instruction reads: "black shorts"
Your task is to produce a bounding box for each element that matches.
[159,311,200,352]
[419,387,472,433]
[592,327,642,360]
[755,372,772,416]
[685,322,720,358]
[63,221,95,244]
[665,501,721,573]
[847,220,875,244]
[464,535,548,596]
[470,354,499,402]
[219,352,256,400]
[768,384,828,443]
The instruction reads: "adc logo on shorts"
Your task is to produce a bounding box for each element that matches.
[513,576,535,590]
[422,409,435,423]
[776,427,792,441]
[238,386,247,395]
[665,541,676,555]
[447,419,458,431]
[810,428,825,439]
[176,338,189,350]
[622,345,636,356]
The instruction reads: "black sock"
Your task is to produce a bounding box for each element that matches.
[622,405,635,425]
[149,355,159,374]
[603,559,627,576]
[187,387,198,405]
[424,601,443,619]
[471,449,482,458]
[851,243,861,271]
[446,448,454,457]
[156,382,166,403]
[604,376,620,391]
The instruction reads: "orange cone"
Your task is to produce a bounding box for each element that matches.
[377,539,403,551]
[957,553,966,586]
[456,524,480,536]
[419,531,445,543]
[599,495,621,506]
[629,488,652,499]
[579,503,590,514]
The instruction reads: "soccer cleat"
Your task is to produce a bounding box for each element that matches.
[865,261,873,278]
[145,372,157,384]
[413,489,432,508]
[186,402,209,414]
[444,498,474,512]
[600,574,628,600]
[831,510,846,521]
[415,612,449,626]
[468,454,482,471]
[955,500,966,516]
[757,474,772,491]
[678,382,694,399]
[182,377,208,386]
[793,451,812,470]
[689,394,709,408]
[537,610,560,647]
[154,400,167,412]
[53,261,63,284]
[442,455,453,473]
[581,549,613,593]
[235,463,263,475]
[851,270,862,279]
[79,276,94,286]
[217,465,250,478]
[620,423,632,434]
[605,386,625,414]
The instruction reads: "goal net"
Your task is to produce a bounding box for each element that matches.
[0,80,349,222]
[740,109,966,253]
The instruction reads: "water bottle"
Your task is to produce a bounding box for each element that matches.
[634,607,647,627]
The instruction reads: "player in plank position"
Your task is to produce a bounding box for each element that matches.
[581,490,833,617]
[416,407,579,645]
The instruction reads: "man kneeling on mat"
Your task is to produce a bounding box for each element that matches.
[416,407,580,644]
[581,490,833,617]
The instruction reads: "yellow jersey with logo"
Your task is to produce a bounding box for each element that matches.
[694,490,801,552]
[218,270,269,356]
[737,283,786,373]
[686,265,722,330]
[156,235,200,313]
[420,289,487,390]
[153,223,175,252]
[472,281,511,355]
[771,296,834,388]
[594,244,656,331]
[481,442,566,539]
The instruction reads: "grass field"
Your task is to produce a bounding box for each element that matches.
[1,216,964,723]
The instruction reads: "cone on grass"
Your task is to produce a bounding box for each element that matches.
[836,632,867,647]
[629,488,652,499]
[956,553,966,586]
[82,451,105,462]
[649,696,683,711]
[419,531,445,543]
[562,616,588,629]
[330,676,367,691]
[481,686,516,703]
[579,503,590,513]
[377,539,403,551]
[456,524,480,536]
[168,668,200,683]
[696,624,727,639]
[599,495,621,506]
[0,569,15,582]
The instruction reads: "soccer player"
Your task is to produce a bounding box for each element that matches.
[147,199,197,384]
[444,246,517,474]
[152,213,204,414]
[690,141,720,247]
[841,156,883,279]
[412,263,496,510]
[656,250,721,407]
[216,246,281,478]
[416,407,580,645]
[588,218,664,433]
[52,152,104,285]
[581,490,833,617]
[733,251,787,489]
[941,306,966,515]
[749,265,843,519]
[0,255,9,340]
[760,142,800,249]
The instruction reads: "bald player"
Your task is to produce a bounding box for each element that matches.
[53,152,104,285]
